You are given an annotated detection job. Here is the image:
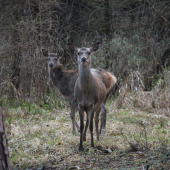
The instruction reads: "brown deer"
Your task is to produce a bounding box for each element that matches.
[43,49,116,136]
[43,50,79,134]
[94,68,117,134]
[69,42,116,151]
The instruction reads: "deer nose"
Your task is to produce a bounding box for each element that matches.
[49,63,54,68]
[81,57,86,62]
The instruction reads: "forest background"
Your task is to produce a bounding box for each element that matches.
[0,0,170,99]
[0,0,170,169]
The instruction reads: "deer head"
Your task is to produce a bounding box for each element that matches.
[67,42,100,67]
[42,49,62,69]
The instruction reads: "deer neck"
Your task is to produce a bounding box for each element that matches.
[50,65,63,86]
[78,64,92,93]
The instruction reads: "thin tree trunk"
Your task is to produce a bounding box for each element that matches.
[104,0,111,69]
[0,102,11,170]
[10,0,21,99]
[104,0,111,37]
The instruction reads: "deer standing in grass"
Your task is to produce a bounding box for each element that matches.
[70,42,113,151]
[43,48,116,137]
[43,50,79,134]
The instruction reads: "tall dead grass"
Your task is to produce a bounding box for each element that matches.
[116,70,170,115]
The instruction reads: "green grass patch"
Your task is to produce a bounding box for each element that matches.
[3,98,170,169]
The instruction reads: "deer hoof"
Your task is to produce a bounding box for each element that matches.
[72,131,77,135]
[83,137,86,142]
[79,146,84,152]
[91,143,94,147]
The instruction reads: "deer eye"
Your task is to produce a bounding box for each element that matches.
[78,52,82,55]
[47,58,50,61]
[86,52,90,55]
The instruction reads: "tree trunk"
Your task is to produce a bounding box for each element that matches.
[10,0,22,99]
[104,0,111,69]
[0,103,11,170]
[104,0,111,37]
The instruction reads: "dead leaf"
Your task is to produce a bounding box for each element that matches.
[58,141,63,145]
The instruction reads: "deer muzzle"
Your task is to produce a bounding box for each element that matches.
[49,63,54,68]
[81,57,86,62]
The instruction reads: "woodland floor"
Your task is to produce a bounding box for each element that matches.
[4,91,170,170]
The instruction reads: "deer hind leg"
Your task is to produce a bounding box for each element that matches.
[69,100,80,134]
[100,103,107,135]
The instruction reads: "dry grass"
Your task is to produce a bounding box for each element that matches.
[4,86,170,169]
[117,70,170,115]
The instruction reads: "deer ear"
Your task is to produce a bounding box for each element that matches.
[67,43,78,52]
[42,49,48,57]
[58,49,63,57]
[90,42,100,52]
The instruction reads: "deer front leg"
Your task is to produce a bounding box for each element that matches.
[69,100,80,134]
[89,108,94,147]
[75,103,80,132]
[100,103,107,135]
[78,106,84,151]
[83,103,94,142]
[83,113,89,141]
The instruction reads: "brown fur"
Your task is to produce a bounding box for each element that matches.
[73,43,108,151]
[44,50,117,138]
[98,68,117,91]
